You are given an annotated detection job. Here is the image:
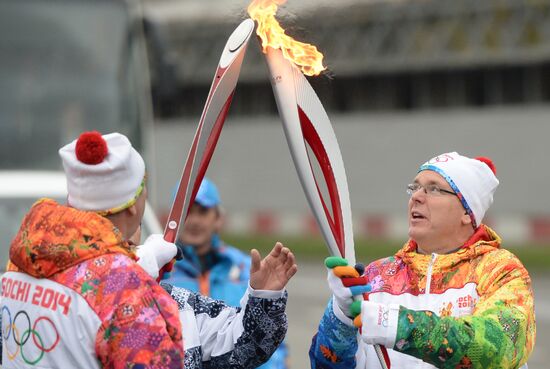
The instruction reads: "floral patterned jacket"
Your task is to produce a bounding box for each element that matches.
[1,198,183,368]
[310,225,536,369]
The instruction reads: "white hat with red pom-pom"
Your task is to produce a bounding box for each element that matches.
[59,131,146,214]
[418,152,499,228]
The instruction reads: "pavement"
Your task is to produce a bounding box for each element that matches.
[284,261,549,369]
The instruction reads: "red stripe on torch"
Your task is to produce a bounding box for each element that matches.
[298,107,346,257]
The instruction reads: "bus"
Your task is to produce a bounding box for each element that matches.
[0,0,162,270]
[0,0,155,172]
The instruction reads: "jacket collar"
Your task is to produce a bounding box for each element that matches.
[9,198,135,278]
[396,224,502,268]
[176,234,226,275]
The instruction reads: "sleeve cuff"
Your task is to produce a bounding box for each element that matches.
[360,301,399,348]
[248,283,286,299]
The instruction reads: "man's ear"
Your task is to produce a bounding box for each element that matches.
[127,204,137,216]
[461,211,472,226]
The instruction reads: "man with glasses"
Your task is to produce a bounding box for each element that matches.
[310,152,535,369]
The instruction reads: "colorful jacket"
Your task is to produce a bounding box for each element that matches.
[1,199,183,368]
[164,237,288,369]
[310,225,536,369]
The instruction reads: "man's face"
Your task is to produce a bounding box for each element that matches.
[179,203,220,251]
[408,171,467,250]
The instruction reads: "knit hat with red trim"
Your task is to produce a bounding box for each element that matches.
[59,131,145,212]
[418,152,499,228]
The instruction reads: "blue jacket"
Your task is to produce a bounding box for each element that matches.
[163,235,288,369]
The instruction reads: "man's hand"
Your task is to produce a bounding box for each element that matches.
[136,234,178,279]
[326,256,371,317]
[350,300,363,327]
[250,242,297,291]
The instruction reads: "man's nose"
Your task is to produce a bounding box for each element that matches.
[411,187,427,202]
[184,213,199,224]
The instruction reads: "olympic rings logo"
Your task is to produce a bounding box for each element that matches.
[427,153,455,164]
[381,310,389,328]
[2,306,60,365]
[377,305,389,328]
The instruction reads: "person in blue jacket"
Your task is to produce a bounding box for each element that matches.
[163,177,289,369]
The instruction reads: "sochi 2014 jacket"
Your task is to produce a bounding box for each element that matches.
[1,199,183,368]
[310,225,536,369]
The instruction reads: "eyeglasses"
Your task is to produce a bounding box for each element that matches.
[406,183,457,197]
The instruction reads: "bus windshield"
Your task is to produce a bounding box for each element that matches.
[0,1,145,169]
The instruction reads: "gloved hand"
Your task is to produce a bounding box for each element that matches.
[136,234,178,279]
[350,300,363,328]
[326,256,372,318]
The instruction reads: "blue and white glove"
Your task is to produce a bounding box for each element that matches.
[136,234,178,279]
[326,256,372,318]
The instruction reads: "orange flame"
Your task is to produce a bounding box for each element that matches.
[247,0,326,76]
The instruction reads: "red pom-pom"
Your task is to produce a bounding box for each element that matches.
[75,131,108,165]
[475,156,496,175]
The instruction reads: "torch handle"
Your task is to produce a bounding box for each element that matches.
[374,345,391,369]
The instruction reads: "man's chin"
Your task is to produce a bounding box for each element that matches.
[408,226,426,242]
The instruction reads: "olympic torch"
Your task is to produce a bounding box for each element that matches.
[265,47,354,262]
[248,1,391,368]
[266,44,392,369]
[159,19,255,280]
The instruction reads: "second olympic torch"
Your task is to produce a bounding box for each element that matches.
[248,1,391,367]
[265,47,354,263]
[264,45,391,369]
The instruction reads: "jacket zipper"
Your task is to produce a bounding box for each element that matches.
[425,253,437,294]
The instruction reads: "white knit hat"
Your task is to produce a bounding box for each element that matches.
[59,131,146,214]
[419,152,499,228]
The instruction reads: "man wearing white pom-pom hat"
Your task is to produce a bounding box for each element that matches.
[0,131,296,369]
[311,152,535,369]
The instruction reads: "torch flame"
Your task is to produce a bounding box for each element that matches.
[247,0,326,76]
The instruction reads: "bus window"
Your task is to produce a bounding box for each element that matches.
[0,0,152,170]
